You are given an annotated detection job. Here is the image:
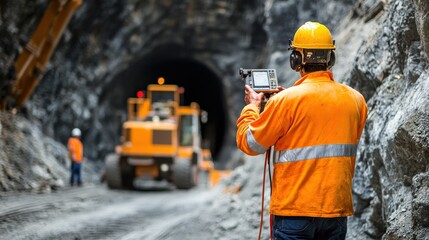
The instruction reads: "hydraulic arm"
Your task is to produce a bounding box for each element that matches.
[0,0,82,110]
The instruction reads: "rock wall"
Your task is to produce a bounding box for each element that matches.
[346,0,429,239]
[413,0,429,58]
[0,112,66,192]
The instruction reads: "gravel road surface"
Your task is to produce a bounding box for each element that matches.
[0,184,222,240]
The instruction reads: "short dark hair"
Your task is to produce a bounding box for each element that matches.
[303,64,327,73]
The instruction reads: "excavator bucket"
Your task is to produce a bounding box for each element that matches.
[208,169,232,188]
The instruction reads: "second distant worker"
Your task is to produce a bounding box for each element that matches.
[68,128,84,187]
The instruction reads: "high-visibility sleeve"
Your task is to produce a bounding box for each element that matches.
[236,97,286,155]
[236,104,260,155]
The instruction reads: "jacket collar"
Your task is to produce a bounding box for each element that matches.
[293,71,334,86]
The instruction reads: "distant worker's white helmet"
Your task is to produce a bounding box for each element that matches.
[72,128,81,137]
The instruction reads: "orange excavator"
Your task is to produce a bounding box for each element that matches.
[105,83,206,189]
[104,81,233,190]
[0,0,82,110]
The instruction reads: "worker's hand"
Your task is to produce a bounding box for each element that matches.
[244,85,264,107]
[270,86,285,97]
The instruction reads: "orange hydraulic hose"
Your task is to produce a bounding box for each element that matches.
[258,148,271,240]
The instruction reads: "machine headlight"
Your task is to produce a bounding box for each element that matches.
[160,164,169,172]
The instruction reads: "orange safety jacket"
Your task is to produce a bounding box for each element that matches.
[68,137,83,163]
[236,71,367,218]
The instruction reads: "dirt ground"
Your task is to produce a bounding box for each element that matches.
[0,183,224,240]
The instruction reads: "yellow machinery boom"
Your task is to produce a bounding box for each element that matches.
[0,0,82,110]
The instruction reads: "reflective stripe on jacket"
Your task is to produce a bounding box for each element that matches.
[236,71,367,217]
[68,137,83,163]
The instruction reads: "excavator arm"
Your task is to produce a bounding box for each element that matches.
[0,0,82,110]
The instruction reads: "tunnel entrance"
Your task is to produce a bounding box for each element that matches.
[100,49,227,160]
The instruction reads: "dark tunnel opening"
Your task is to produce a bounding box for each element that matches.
[100,49,227,161]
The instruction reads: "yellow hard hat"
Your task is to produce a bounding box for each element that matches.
[291,22,335,50]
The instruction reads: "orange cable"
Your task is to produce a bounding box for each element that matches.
[258,150,270,240]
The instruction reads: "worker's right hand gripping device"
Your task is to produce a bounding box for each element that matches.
[239,68,279,111]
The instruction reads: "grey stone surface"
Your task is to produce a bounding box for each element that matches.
[413,0,429,58]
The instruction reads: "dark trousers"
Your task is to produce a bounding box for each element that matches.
[273,216,347,240]
[70,162,82,186]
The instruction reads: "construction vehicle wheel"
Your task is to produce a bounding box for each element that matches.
[105,153,122,189]
[173,158,197,189]
[120,157,135,190]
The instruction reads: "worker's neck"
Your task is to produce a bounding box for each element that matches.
[300,70,308,77]
[300,70,328,77]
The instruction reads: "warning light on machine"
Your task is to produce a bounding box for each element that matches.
[137,91,144,98]
[157,77,165,85]
[179,87,185,94]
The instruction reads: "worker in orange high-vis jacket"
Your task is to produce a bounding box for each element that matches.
[68,128,84,187]
[236,22,367,240]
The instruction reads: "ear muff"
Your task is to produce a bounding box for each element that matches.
[290,50,303,71]
[327,50,335,69]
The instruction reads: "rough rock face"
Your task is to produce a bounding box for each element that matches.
[0,112,68,192]
[344,0,429,239]
[413,0,429,58]
[0,0,428,238]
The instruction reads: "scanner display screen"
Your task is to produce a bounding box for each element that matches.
[253,71,270,87]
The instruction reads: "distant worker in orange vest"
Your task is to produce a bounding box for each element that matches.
[68,128,84,187]
[236,22,368,239]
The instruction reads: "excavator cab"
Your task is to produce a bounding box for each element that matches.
[173,103,203,188]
